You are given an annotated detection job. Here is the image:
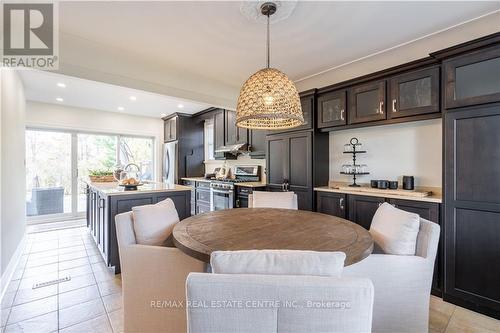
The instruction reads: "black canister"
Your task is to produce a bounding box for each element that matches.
[377,180,389,189]
[370,180,378,188]
[389,181,398,189]
[403,176,415,190]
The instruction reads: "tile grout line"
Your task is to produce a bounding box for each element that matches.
[3,237,32,330]
[82,231,116,333]
[442,300,457,332]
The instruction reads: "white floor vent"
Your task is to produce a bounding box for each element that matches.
[33,275,71,289]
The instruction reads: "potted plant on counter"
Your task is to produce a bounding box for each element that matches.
[89,169,115,183]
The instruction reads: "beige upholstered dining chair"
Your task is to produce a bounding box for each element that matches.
[248,191,298,209]
[343,203,440,333]
[115,211,205,333]
[186,272,374,333]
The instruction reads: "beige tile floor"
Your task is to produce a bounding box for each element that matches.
[1,226,500,333]
[1,227,122,333]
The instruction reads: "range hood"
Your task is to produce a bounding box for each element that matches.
[215,143,249,154]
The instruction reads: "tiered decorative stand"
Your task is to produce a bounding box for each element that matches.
[340,137,369,187]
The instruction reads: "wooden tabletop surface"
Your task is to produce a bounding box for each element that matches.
[173,208,373,266]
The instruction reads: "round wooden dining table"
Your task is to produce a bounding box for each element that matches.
[173,208,373,266]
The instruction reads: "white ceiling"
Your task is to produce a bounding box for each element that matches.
[19,70,210,118]
[22,2,499,114]
[58,1,499,89]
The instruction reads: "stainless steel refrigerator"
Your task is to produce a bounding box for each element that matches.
[163,141,178,185]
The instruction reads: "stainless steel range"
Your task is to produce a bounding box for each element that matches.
[210,165,260,211]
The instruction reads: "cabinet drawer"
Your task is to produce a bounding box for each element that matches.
[196,188,210,203]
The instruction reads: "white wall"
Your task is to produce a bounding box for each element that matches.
[329,119,442,187]
[26,101,164,181]
[1,69,27,277]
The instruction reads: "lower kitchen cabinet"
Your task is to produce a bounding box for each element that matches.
[316,191,347,218]
[86,184,190,274]
[316,190,442,295]
[347,195,385,230]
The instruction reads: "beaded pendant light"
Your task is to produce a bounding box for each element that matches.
[236,2,304,130]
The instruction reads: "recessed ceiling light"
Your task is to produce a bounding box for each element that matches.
[117,106,125,111]
[177,104,184,109]
[160,113,167,118]
[129,96,137,101]
[56,97,63,102]
[57,82,66,88]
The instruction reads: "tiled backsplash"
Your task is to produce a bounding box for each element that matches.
[204,155,267,180]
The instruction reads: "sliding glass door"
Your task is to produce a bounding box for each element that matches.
[26,130,73,219]
[26,128,154,223]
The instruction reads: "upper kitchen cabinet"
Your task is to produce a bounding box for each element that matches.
[443,45,500,109]
[225,110,248,146]
[389,66,440,119]
[213,109,226,159]
[249,129,267,158]
[164,116,177,142]
[267,90,315,135]
[348,80,386,124]
[317,89,347,128]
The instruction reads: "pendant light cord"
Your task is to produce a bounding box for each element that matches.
[266,13,270,69]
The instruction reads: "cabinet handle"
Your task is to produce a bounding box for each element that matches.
[339,197,344,210]
[378,202,383,207]
[392,99,397,112]
[340,109,345,121]
[379,101,384,114]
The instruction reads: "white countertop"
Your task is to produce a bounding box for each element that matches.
[86,181,191,196]
[314,185,442,203]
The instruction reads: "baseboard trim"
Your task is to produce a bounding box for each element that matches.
[0,234,26,300]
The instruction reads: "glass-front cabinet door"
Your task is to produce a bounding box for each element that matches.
[444,45,500,109]
[348,80,386,124]
[389,66,440,119]
[317,89,347,128]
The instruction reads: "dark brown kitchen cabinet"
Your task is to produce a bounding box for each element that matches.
[213,109,225,159]
[249,129,267,158]
[387,198,439,222]
[266,131,313,210]
[389,66,440,119]
[444,103,500,319]
[316,191,347,219]
[348,80,386,124]
[181,179,196,216]
[225,110,248,145]
[347,194,385,230]
[444,45,500,109]
[317,89,347,128]
[164,116,177,142]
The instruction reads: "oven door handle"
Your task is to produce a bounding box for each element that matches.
[211,189,232,194]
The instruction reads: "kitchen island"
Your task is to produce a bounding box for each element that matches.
[85,181,191,274]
